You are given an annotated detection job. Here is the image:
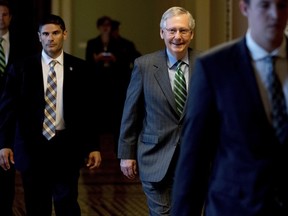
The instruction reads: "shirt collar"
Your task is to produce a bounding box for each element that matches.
[1,31,9,42]
[246,29,286,60]
[41,50,64,66]
[166,49,189,68]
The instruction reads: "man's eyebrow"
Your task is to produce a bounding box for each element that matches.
[41,30,61,34]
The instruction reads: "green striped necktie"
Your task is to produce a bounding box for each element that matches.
[174,61,187,116]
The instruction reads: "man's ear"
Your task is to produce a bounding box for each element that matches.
[160,29,164,39]
[239,0,249,17]
[38,32,41,42]
[63,30,68,41]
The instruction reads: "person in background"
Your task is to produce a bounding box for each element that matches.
[172,0,288,215]
[110,19,141,154]
[0,14,101,216]
[86,16,116,70]
[117,6,200,215]
[0,1,25,215]
[85,16,119,134]
[110,19,141,74]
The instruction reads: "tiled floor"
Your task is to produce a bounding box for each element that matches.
[13,134,149,216]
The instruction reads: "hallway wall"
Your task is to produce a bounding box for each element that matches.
[52,0,247,59]
[71,0,189,58]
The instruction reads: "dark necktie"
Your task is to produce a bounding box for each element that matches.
[174,61,187,116]
[267,56,288,144]
[43,60,57,140]
[0,37,6,76]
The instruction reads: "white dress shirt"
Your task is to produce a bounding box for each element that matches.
[246,30,288,122]
[166,49,189,91]
[41,50,65,130]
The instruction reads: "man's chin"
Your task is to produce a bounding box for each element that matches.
[171,46,184,53]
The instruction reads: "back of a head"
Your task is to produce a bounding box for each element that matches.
[38,14,66,32]
[160,6,195,31]
[111,20,120,32]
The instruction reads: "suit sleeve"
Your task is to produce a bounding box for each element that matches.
[0,63,21,149]
[117,58,144,159]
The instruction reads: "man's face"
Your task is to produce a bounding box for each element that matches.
[240,0,288,51]
[38,24,67,58]
[98,20,111,35]
[0,5,11,32]
[160,14,194,59]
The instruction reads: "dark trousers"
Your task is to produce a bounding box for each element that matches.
[20,131,82,216]
[0,166,15,216]
[21,168,80,216]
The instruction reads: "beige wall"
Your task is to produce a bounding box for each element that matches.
[232,0,248,39]
[52,0,247,59]
[71,0,189,59]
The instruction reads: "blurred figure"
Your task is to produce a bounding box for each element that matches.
[110,19,141,153]
[85,16,119,134]
[111,19,141,74]
[0,14,101,215]
[172,0,288,215]
[118,6,200,215]
[86,16,116,69]
[0,1,24,215]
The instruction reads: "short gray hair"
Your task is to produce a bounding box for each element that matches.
[160,6,195,30]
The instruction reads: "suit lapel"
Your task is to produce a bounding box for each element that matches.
[62,53,71,102]
[237,38,268,114]
[153,50,179,116]
[34,54,46,105]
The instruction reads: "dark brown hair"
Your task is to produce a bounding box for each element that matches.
[38,14,66,32]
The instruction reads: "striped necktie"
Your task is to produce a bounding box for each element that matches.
[174,61,187,116]
[0,38,6,76]
[43,60,57,140]
[267,56,288,144]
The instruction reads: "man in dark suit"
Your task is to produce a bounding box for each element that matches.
[0,1,27,215]
[0,14,101,216]
[117,6,200,215]
[172,0,288,215]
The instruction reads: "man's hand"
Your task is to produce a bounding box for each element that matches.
[120,159,137,180]
[0,148,14,171]
[86,151,101,169]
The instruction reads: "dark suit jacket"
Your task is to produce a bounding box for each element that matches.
[0,32,22,94]
[85,36,120,71]
[172,38,288,216]
[0,52,100,172]
[117,48,200,182]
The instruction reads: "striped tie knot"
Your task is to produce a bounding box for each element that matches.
[49,60,57,68]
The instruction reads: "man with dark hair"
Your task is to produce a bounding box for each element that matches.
[0,0,23,215]
[172,0,288,215]
[0,14,101,215]
[85,16,118,134]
